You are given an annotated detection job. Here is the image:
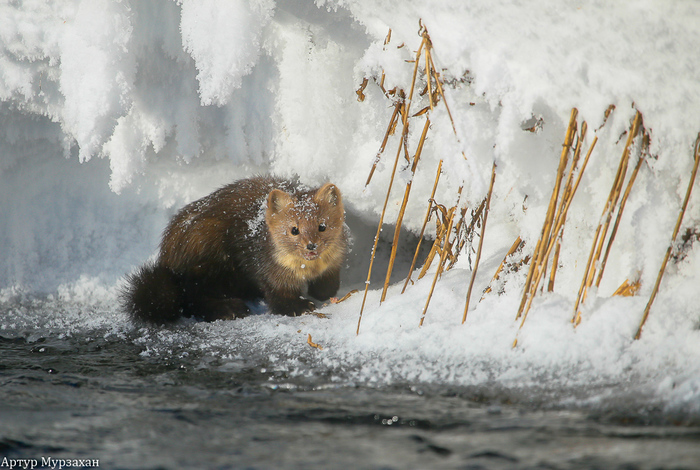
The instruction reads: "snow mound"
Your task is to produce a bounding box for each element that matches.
[1,0,699,414]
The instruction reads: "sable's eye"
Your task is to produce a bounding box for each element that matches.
[318,224,326,232]
[291,226,299,236]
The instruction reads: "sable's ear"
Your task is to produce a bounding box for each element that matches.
[314,183,342,207]
[267,189,294,216]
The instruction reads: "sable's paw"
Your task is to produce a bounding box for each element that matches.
[291,298,316,316]
[272,297,316,317]
[201,298,250,321]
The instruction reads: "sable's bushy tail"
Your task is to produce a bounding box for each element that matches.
[121,263,184,324]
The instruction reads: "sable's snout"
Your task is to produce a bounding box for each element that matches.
[303,241,319,260]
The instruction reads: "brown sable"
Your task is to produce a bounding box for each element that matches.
[121,176,347,324]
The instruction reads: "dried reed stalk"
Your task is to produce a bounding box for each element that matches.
[546,126,599,292]
[402,38,426,126]
[597,104,616,131]
[333,289,359,304]
[447,202,483,271]
[541,129,597,291]
[591,113,641,255]
[415,197,477,281]
[402,160,443,293]
[358,22,477,333]
[516,112,599,334]
[421,199,485,278]
[546,120,588,290]
[356,111,407,335]
[307,334,323,350]
[358,30,392,101]
[595,132,648,287]
[462,162,497,323]
[515,236,541,321]
[613,279,640,297]
[424,38,434,111]
[426,45,460,152]
[547,238,562,292]
[366,102,401,186]
[381,116,431,302]
[365,29,426,187]
[481,236,525,299]
[356,77,369,102]
[404,23,475,290]
[379,31,437,302]
[516,109,579,321]
[445,208,468,271]
[635,132,700,340]
[418,205,450,280]
[572,111,642,325]
[357,32,430,334]
[419,188,462,327]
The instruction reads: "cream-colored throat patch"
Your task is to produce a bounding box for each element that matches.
[273,250,328,281]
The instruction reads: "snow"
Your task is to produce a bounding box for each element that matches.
[180,0,275,106]
[1,0,700,415]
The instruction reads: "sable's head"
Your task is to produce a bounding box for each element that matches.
[265,183,345,272]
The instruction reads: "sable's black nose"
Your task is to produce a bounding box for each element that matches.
[307,243,317,251]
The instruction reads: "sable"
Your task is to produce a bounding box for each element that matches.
[121,176,347,324]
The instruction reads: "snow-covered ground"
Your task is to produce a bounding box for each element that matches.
[1,0,699,416]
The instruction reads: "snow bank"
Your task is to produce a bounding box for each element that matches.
[1,0,699,413]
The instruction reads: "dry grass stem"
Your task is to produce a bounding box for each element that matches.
[307,334,323,350]
[333,289,359,304]
[635,132,700,340]
[366,102,401,186]
[425,40,434,111]
[403,38,426,126]
[427,52,461,153]
[548,238,562,292]
[516,110,599,335]
[573,111,642,325]
[546,122,596,291]
[613,279,640,297]
[418,207,449,280]
[445,206,468,271]
[356,77,369,102]
[381,116,431,302]
[403,161,443,293]
[481,237,525,299]
[419,189,462,327]
[463,162,497,323]
[447,199,486,272]
[516,108,579,323]
[358,23,493,333]
[515,236,541,321]
[545,123,586,289]
[595,132,648,288]
[590,113,643,287]
[415,195,475,280]
[597,104,616,131]
[357,26,450,333]
[376,30,436,303]
[356,115,407,335]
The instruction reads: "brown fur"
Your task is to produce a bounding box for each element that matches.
[121,176,347,323]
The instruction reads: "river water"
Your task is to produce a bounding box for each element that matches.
[1,295,700,470]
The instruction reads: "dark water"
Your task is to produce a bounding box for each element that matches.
[2,316,700,470]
